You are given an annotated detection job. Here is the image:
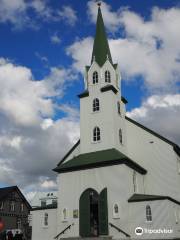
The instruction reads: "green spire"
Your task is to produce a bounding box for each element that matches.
[91,5,113,66]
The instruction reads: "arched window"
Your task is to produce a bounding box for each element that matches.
[146,205,152,222]
[113,203,120,218]
[93,127,101,142]
[119,129,122,144]
[117,102,121,115]
[93,98,100,112]
[63,208,67,220]
[93,71,98,84]
[44,213,48,226]
[114,204,119,214]
[105,70,111,83]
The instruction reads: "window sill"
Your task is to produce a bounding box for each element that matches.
[62,219,68,223]
[43,226,48,229]
[146,221,152,224]
[91,140,101,144]
[92,110,100,114]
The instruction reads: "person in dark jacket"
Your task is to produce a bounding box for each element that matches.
[7,231,13,240]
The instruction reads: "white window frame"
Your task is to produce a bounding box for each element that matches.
[93,71,98,84]
[44,213,48,227]
[105,70,111,83]
[62,208,68,222]
[93,127,101,142]
[113,203,120,219]
[146,205,152,222]
[175,210,178,224]
[93,98,100,112]
[10,201,15,211]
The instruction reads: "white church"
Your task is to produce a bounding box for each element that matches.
[31,4,180,240]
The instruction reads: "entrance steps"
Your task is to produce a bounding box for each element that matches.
[61,237,113,240]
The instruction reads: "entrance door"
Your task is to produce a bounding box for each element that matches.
[90,189,99,236]
[99,188,109,235]
[79,188,108,237]
[79,188,99,237]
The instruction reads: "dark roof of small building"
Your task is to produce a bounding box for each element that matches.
[54,148,147,175]
[0,186,16,200]
[31,203,57,211]
[128,193,180,205]
[0,186,32,209]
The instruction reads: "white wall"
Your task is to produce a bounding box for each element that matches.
[126,119,180,201]
[57,164,143,239]
[128,200,180,239]
[31,208,57,240]
[80,60,127,156]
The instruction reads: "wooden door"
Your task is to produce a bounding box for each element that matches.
[99,188,109,235]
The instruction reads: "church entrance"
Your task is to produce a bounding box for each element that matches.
[79,188,108,237]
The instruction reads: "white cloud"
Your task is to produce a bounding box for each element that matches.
[66,37,93,72]
[40,179,57,189]
[127,94,180,145]
[0,57,80,195]
[50,33,61,44]
[0,0,77,29]
[58,6,77,26]
[0,58,53,125]
[87,0,121,32]
[41,118,54,130]
[0,0,30,29]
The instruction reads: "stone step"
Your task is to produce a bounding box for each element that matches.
[60,237,113,240]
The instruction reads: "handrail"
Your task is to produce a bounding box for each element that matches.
[109,222,131,238]
[54,223,74,239]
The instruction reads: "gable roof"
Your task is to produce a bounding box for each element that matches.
[128,193,180,205]
[53,148,147,175]
[0,186,32,209]
[57,139,80,166]
[126,116,180,157]
[53,117,180,173]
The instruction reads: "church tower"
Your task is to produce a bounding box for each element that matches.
[79,4,127,155]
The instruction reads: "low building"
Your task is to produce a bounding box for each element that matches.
[0,186,32,239]
[30,191,58,240]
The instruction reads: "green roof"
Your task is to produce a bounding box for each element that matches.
[91,6,113,67]
[53,148,147,175]
[128,194,180,205]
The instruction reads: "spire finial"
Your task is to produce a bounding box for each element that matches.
[97,1,101,7]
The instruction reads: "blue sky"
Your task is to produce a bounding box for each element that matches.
[0,0,179,112]
[0,0,180,197]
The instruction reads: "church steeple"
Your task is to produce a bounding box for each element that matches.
[91,4,113,66]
